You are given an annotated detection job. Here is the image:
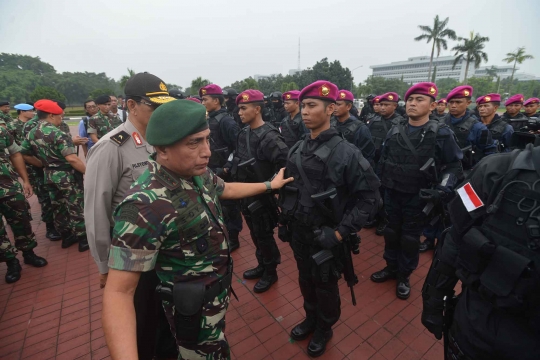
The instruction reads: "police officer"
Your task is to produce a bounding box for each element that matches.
[280,90,308,148]
[444,85,496,169]
[477,93,514,152]
[269,91,288,127]
[370,82,463,300]
[334,89,376,166]
[200,84,243,250]
[279,81,380,357]
[88,95,114,143]
[432,98,447,121]
[0,101,13,125]
[103,99,293,359]
[524,97,540,118]
[222,88,243,128]
[85,73,177,360]
[231,89,288,293]
[501,94,530,131]
[421,143,540,360]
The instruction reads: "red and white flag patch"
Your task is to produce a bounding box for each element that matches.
[457,182,484,212]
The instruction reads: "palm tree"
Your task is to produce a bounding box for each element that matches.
[485,66,501,93]
[503,47,534,89]
[452,31,489,84]
[189,77,211,95]
[414,15,457,81]
[119,68,136,90]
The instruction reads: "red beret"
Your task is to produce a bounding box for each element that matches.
[379,92,399,103]
[505,94,525,106]
[524,98,540,106]
[34,99,63,115]
[299,81,338,102]
[371,96,381,104]
[186,97,201,104]
[476,93,501,105]
[447,85,473,101]
[337,90,354,102]
[236,89,264,105]
[437,98,447,105]
[405,82,438,101]
[282,90,300,101]
[199,84,223,97]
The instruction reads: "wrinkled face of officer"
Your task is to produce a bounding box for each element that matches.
[156,128,212,178]
[406,94,437,121]
[283,99,299,114]
[436,102,447,113]
[238,102,262,125]
[478,102,499,118]
[334,100,352,119]
[379,101,397,117]
[525,102,539,116]
[98,101,111,115]
[110,96,118,111]
[301,98,335,130]
[506,103,522,117]
[448,97,471,117]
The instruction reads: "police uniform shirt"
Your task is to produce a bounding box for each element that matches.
[84,118,153,274]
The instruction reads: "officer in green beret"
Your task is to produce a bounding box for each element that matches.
[102,99,293,359]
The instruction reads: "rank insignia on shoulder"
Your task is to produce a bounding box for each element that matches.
[110,131,130,146]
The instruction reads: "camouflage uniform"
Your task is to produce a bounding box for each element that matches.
[109,113,123,128]
[58,121,72,137]
[21,121,86,240]
[0,126,37,262]
[88,111,113,139]
[0,112,13,125]
[110,156,232,360]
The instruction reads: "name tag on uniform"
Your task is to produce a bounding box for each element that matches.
[457,182,484,212]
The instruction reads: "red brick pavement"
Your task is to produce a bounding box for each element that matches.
[0,124,443,359]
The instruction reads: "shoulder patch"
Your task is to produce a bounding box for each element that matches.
[110,131,130,146]
[117,203,139,223]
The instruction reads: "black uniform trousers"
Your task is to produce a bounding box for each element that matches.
[290,221,341,331]
[221,199,243,234]
[383,188,425,275]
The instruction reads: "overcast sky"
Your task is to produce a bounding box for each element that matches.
[1,0,539,89]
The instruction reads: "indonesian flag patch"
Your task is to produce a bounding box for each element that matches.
[457,182,484,212]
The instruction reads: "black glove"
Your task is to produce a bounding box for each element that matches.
[313,226,341,249]
[419,189,444,204]
[421,308,443,340]
[277,224,291,243]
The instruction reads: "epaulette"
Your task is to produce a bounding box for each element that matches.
[110,131,130,146]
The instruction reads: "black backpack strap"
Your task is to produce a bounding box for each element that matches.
[396,123,420,163]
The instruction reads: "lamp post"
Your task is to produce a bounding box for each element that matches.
[351,65,363,91]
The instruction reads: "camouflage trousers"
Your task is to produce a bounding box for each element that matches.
[0,193,37,262]
[49,181,86,238]
[28,167,54,223]
[163,288,231,360]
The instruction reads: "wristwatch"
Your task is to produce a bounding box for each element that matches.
[264,181,273,193]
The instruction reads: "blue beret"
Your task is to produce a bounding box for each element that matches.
[14,104,34,111]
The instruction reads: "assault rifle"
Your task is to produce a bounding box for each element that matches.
[419,158,448,229]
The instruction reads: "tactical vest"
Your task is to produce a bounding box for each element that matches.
[381,120,441,194]
[448,115,477,149]
[502,113,529,131]
[281,114,303,148]
[234,125,276,183]
[369,114,402,151]
[488,118,507,141]
[208,112,229,168]
[336,119,363,144]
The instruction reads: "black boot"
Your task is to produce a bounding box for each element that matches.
[419,238,435,253]
[45,222,61,241]
[363,217,379,229]
[23,250,48,267]
[396,274,411,300]
[78,236,89,252]
[61,234,78,249]
[375,217,389,236]
[307,329,333,357]
[290,318,316,341]
[5,258,21,283]
[228,230,240,252]
[243,264,264,280]
[370,266,397,283]
[253,269,278,293]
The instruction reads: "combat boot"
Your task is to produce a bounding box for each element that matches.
[290,317,316,341]
[307,328,333,357]
[78,236,89,252]
[375,217,388,236]
[228,230,240,252]
[370,266,397,283]
[45,222,61,241]
[363,217,379,229]
[253,268,278,293]
[419,238,435,252]
[61,233,78,249]
[23,250,48,267]
[5,258,21,283]
[396,274,411,300]
[243,264,264,280]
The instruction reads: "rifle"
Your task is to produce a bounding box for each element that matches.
[443,291,456,360]
[460,145,473,169]
[419,158,448,230]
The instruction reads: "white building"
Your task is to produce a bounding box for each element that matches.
[254,74,278,81]
[474,65,516,79]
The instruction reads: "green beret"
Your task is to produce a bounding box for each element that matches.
[146,99,208,146]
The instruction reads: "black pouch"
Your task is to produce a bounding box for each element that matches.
[247,200,264,215]
[173,282,206,344]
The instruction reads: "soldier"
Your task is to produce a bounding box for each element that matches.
[421,143,540,360]
[269,91,288,127]
[85,73,177,360]
[0,101,13,125]
[88,95,113,143]
[79,99,99,157]
[262,95,275,123]
[370,82,463,300]
[230,89,288,293]
[222,88,243,128]
[280,90,308,148]
[186,97,201,103]
[0,123,47,283]
[109,95,125,127]
[20,100,88,251]
[102,99,293,359]
[444,85,496,169]
[279,81,380,357]
[359,94,375,123]
[501,94,529,131]
[200,84,243,251]
[477,93,514,152]
[432,98,447,121]
[524,97,540,118]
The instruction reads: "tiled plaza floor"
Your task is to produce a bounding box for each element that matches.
[0,125,443,360]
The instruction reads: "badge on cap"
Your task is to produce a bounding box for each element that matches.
[340,92,346,99]
[286,94,291,99]
[242,94,249,102]
[201,89,207,95]
[375,98,380,103]
[429,87,436,95]
[464,90,470,97]
[485,96,491,102]
[159,82,167,91]
[521,97,524,102]
[320,85,330,97]
[388,95,394,100]
[132,132,143,146]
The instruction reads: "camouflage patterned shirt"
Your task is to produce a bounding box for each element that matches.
[0,125,23,197]
[58,121,72,138]
[20,120,77,185]
[87,111,113,139]
[109,113,123,129]
[22,116,39,139]
[109,156,230,287]
[0,112,13,125]
[7,119,28,146]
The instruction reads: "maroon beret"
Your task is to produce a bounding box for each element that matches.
[476,93,501,105]
[199,84,223,97]
[447,85,473,101]
[404,82,438,100]
[379,92,399,103]
[337,90,354,102]
[505,94,525,106]
[34,99,63,115]
[371,96,381,104]
[299,81,338,102]
[236,89,264,105]
[437,98,447,105]
[186,97,201,104]
[282,90,300,101]
[524,98,540,106]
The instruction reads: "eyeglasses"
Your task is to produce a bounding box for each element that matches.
[139,100,158,110]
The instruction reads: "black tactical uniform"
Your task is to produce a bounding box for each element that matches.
[422,144,540,360]
[280,111,308,148]
[359,95,375,123]
[269,92,288,128]
[333,115,376,166]
[232,123,288,292]
[431,111,447,122]
[279,127,380,355]
[500,111,529,131]
[223,88,244,129]
[371,120,463,299]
